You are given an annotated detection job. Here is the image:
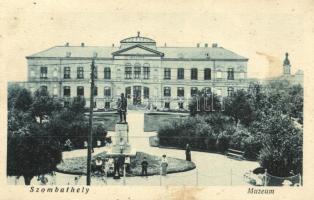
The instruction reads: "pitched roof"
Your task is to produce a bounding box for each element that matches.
[27,45,248,60]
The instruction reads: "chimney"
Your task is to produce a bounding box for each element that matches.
[205,43,208,48]
[81,42,85,47]
[65,42,69,47]
[212,43,218,48]
[197,43,200,48]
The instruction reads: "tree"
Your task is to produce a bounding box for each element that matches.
[7,87,63,185]
[224,89,254,126]
[31,87,62,124]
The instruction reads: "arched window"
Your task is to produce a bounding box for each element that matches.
[104,87,111,97]
[104,67,111,79]
[191,87,198,96]
[164,87,171,97]
[134,63,141,79]
[177,87,184,97]
[191,68,198,80]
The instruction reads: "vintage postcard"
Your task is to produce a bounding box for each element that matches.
[0,0,313,199]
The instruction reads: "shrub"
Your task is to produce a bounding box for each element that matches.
[243,135,262,160]
[216,132,230,153]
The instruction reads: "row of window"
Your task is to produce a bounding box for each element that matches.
[163,87,234,97]
[38,66,243,80]
[63,86,111,97]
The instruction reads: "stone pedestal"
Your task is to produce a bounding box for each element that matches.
[112,123,131,154]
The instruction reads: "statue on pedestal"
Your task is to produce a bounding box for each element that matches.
[117,93,127,123]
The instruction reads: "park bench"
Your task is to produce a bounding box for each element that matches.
[226,148,244,160]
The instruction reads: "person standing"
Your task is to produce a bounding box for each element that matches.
[160,155,168,176]
[119,138,125,154]
[141,157,148,177]
[185,143,191,161]
[117,93,127,123]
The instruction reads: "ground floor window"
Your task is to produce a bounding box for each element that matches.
[64,101,70,107]
[178,102,184,109]
[165,102,170,109]
[125,87,131,99]
[77,86,84,96]
[105,102,110,109]
[227,87,234,96]
[144,87,149,99]
[63,86,71,97]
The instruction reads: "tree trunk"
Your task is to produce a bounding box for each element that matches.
[23,175,33,185]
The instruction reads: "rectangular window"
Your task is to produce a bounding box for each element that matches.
[228,87,234,96]
[227,68,234,80]
[178,102,184,109]
[134,66,141,79]
[77,67,84,79]
[104,87,111,97]
[204,87,212,95]
[125,67,132,79]
[216,71,222,79]
[164,87,171,97]
[77,86,84,96]
[177,68,184,80]
[204,68,211,80]
[143,67,150,79]
[165,102,170,109]
[191,68,198,80]
[93,87,98,96]
[105,102,110,109]
[164,68,171,80]
[144,87,149,99]
[191,87,198,96]
[40,85,47,91]
[64,67,71,79]
[104,67,111,79]
[40,67,48,78]
[63,86,71,97]
[177,87,184,97]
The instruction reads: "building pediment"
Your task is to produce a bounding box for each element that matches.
[112,44,164,57]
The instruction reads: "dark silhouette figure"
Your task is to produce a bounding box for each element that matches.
[185,144,191,161]
[141,157,148,177]
[118,93,127,123]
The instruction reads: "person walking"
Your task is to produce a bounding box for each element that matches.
[160,155,168,176]
[141,157,148,177]
[117,93,127,123]
[185,143,191,161]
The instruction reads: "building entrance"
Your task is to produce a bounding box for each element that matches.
[133,86,142,105]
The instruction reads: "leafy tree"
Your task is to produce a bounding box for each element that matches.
[7,87,63,185]
[31,87,62,124]
[224,89,254,126]
[8,84,24,110]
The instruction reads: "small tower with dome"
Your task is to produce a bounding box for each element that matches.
[283,52,291,75]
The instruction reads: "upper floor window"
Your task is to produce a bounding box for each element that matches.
[40,67,47,79]
[164,68,171,80]
[216,70,222,79]
[227,68,234,80]
[204,68,211,80]
[191,87,198,97]
[143,64,150,79]
[134,64,141,79]
[164,87,171,97]
[77,67,84,79]
[227,87,234,96]
[191,68,198,80]
[64,67,71,79]
[177,68,184,80]
[77,86,84,96]
[144,87,150,99]
[177,87,184,97]
[93,87,98,96]
[63,86,71,97]
[104,87,111,97]
[125,65,132,79]
[104,67,111,79]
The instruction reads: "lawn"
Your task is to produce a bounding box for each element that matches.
[144,112,188,132]
[57,151,195,176]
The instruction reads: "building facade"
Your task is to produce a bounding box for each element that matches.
[24,33,249,110]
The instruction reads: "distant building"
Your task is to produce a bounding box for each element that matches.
[15,33,250,110]
[261,53,304,86]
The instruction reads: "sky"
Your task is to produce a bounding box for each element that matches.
[0,0,313,82]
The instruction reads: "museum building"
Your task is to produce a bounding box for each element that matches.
[24,33,249,110]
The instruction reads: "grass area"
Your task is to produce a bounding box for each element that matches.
[57,151,195,176]
[93,112,120,131]
[144,112,189,132]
